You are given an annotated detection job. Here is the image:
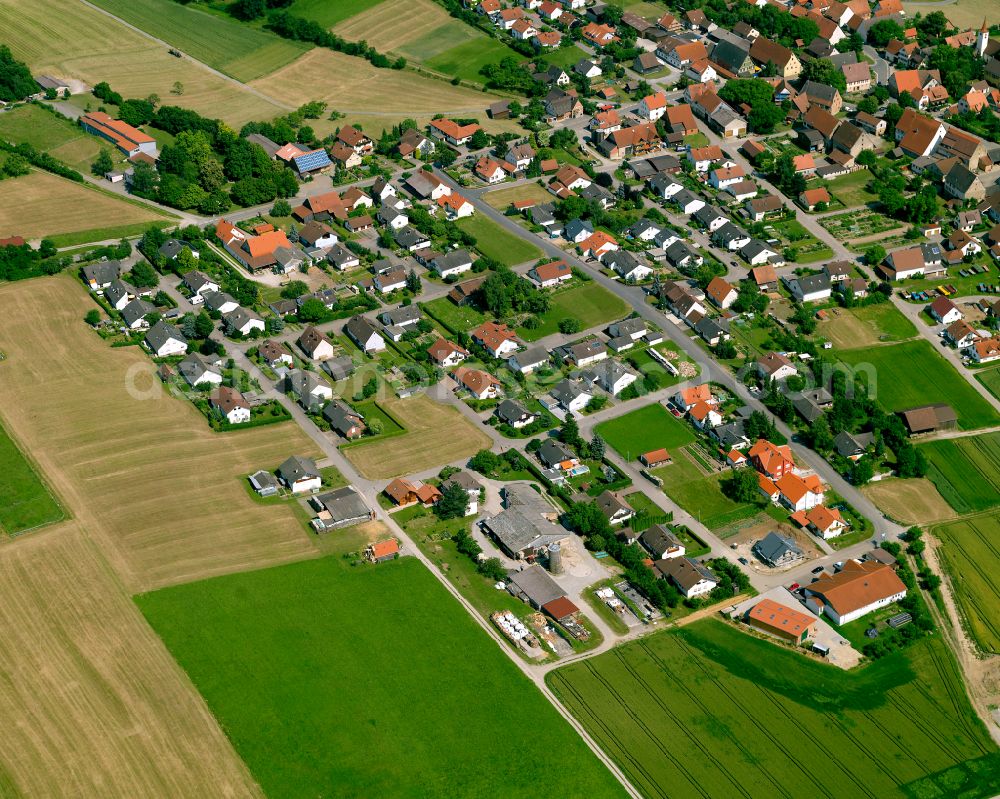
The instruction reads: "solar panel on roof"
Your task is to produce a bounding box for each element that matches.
[294,150,332,173]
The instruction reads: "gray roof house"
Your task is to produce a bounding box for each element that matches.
[277,455,320,489]
[309,486,373,531]
[483,486,566,560]
[834,430,874,458]
[144,320,188,357]
[752,531,804,567]
[121,298,156,329]
[248,469,280,496]
[505,563,567,607]
[345,315,385,352]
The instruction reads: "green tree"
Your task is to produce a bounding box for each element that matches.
[865,244,886,266]
[91,149,114,176]
[850,457,875,485]
[868,19,905,47]
[558,317,582,334]
[726,467,760,503]
[297,297,327,322]
[84,309,101,326]
[0,46,38,102]
[194,312,214,339]
[803,58,847,93]
[130,260,159,288]
[559,417,583,449]
[271,198,292,217]
[469,449,503,476]
[811,417,834,452]
[436,482,470,520]
[281,280,309,299]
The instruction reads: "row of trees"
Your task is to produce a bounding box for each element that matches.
[265,10,406,70]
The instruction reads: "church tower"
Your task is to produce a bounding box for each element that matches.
[976,18,989,59]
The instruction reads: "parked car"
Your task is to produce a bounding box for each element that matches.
[788,582,800,591]
[738,557,749,566]
[811,566,825,574]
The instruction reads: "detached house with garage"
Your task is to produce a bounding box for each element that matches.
[345,315,386,353]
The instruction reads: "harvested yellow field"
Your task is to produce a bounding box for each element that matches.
[863,478,958,525]
[903,0,1000,31]
[0,527,263,798]
[0,276,322,592]
[343,394,491,479]
[334,0,472,56]
[251,48,501,122]
[0,172,168,241]
[0,0,286,126]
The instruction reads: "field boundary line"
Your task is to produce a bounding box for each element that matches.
[74,0,294,111]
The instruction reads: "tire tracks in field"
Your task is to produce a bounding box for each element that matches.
[549,671,669,799]
[614,647,751,799]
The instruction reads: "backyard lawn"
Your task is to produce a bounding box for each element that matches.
[517,283,630,341]
[456,215,542,267]
[838,340,1000,430]
[810,170,878,208]
[422,296,487,334]
[654,450,760,530]
[595,403,695,460]
[138,556,626,799]
[548,619,1000,799]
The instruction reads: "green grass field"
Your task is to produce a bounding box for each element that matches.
[138,556,626,799]
[538,44,588,70]
[0,104,105,172]
[517,283,630,341]
[595,403,695,460]
[976,367,1000,402]
[289,0,387,26]
[936,514,1000,654]
[456,215,541,267]
[87,0,309,81]
[919,433,1000,514]
[425,37,523,83]
[422,296,487,334]
[0,420,64,535]
[838,340,1000,430]
[814,170,878,208]
[655,450,758,530]
[548,619,1000,799]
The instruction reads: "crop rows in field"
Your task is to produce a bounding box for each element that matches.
[547,620,1000,799]
[936,515,1000,654]
[920,433,1000,514]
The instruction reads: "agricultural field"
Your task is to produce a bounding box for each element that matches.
[819,303,917,349]
[862,478,957,525]
[0,172,171,243]
[1,0,288,125]
[483,182,553,210]
[976,367,1000,402]
[548,619,1000,799]
[0,104,104,173]
[904,0,1000,31]
[0,527,265,798]
[517,282,631,341]
[335,0,520,83]
[341,393,491,479]
[456,214,543,267]
[86,0,309,82]
[0,276,324,592]
[838,339,1000,430]
[0,419,63,535]
[595,402,695,460]
[935,514,1000,654]
[919,433,1000,514]
[251,49,509,135]
[289,0,387,26]
[138,555,627,799]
